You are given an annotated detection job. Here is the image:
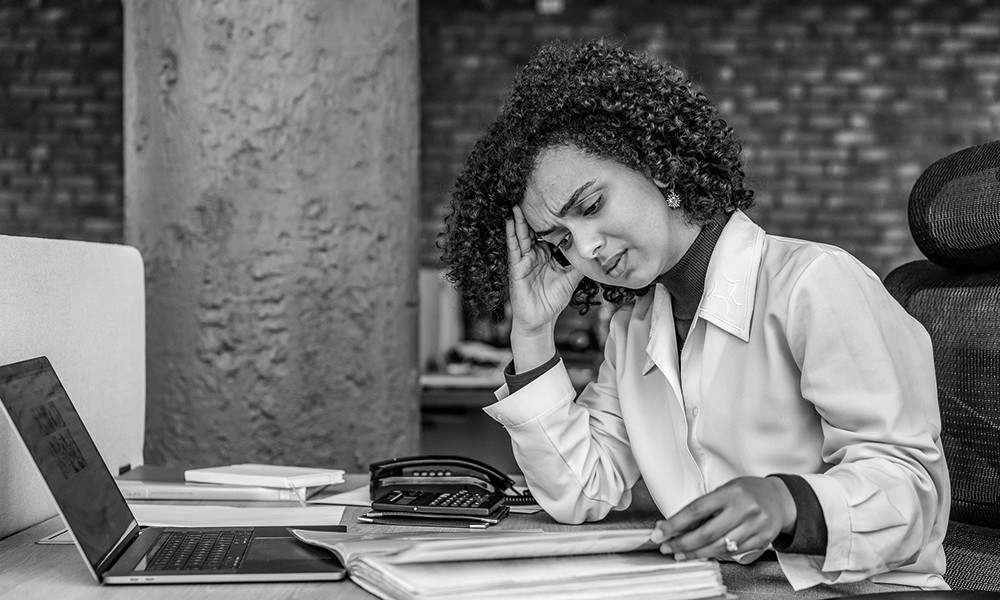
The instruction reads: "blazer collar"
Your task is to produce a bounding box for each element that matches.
[641,210,764,375]
[697,210,764,342]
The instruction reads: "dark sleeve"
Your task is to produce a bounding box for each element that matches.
[503,352,561,394]
[769,473,829,556]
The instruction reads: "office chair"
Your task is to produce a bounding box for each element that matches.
[0,234,146,539]
[870,140,1000,596]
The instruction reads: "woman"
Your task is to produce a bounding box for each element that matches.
[440,38,949,597]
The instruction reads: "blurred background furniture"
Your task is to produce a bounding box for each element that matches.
[0,235,145,539]
[883,140,1000,592]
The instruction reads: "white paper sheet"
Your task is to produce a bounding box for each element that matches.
[310,485,372,507]
[128,502,345,527]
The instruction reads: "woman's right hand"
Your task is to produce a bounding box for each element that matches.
[506,205,584,370]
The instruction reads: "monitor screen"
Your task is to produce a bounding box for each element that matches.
[0,357,135,570]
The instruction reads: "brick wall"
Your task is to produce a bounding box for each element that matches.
[3,0,999,279]
[420,0,1000,278]
[0,0,122,242]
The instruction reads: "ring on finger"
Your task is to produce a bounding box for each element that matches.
[723,536,739,554]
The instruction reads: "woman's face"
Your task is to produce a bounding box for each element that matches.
[521,145,700,289]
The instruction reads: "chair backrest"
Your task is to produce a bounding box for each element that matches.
[0,234,146,539]
[884,140,1000,590]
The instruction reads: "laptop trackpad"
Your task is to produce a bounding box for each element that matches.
[240,529,343,574]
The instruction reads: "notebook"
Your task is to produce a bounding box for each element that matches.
[0,356,347,584]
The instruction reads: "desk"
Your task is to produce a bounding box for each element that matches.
[0,475,663,600]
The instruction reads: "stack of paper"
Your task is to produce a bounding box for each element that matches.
[292,529,726,600]
[352,554,724,600]
[182,464,346,505]
[116,465,339,501]
[185,463,345,488]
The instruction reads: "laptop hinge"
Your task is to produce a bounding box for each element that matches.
[94,521,142,578]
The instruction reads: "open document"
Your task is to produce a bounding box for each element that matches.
[291,528,726,600]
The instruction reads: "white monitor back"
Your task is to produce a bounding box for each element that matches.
[0,234,145,539]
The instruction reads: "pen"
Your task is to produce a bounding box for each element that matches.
[357,515,490,529]
[363,510,506,524]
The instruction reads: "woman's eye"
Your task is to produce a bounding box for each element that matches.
[583,195,603,216]
[556,235,571,249]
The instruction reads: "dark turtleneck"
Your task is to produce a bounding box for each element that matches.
[655,211,729,349]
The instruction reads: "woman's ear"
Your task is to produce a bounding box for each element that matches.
[653,178,668,188]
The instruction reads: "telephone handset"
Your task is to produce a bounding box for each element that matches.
[368,454,537,512]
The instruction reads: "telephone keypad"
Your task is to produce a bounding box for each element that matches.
[372,488,507,516]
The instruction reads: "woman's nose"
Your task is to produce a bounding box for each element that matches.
[573,227,604,261]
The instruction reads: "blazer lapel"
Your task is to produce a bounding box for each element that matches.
[642,284,684,410]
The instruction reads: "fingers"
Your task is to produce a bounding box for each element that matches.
[505,217,521,265]
[650,484,774,560]
[652,512,727,558]
[511,205,533,257]
[717,526,773,559]
[506,205,536,267]
[653,514,746,560]
[651,492,720,545]
[666,522,768,561]
[508,205,572,276]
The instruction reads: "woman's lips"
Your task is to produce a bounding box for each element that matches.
[603,251,626,278]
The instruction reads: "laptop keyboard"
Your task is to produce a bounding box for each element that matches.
[145,529,253,571]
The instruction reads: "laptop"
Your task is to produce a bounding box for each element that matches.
[0,356,347,584]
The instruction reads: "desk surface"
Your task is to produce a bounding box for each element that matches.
[0,475,663,600]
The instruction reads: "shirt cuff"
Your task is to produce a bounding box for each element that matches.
[503,352,560,394]
[770,473,828,556]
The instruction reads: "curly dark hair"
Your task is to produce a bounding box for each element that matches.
[440,38,754,319]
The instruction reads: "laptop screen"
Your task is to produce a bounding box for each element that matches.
[0,357,135,570]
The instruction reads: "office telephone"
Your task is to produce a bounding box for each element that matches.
[367,455,536,523]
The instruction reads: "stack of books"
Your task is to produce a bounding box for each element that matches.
[291,528,727,600]
[116,463,345,503]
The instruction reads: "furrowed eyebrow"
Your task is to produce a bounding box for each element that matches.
[532,179,597,238]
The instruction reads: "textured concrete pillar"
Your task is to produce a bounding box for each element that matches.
[123,0,419,469]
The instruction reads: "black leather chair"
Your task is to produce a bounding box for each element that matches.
[874,140,1000,596]
[851,594,1000,600]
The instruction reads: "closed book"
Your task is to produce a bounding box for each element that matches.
[115,466,326,501]
[184,463,345,489]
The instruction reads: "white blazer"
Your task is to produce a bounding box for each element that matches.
[485,210,950,591]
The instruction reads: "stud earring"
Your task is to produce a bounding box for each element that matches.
[665,190,681,209]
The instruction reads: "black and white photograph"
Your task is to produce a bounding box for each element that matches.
[1,1,999,599]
